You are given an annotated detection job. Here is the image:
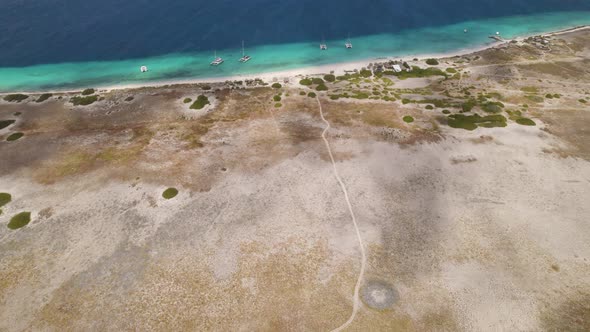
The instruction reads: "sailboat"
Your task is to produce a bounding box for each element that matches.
[210,50,224,66]
[239,40,251,63]
[320,35,327,50]
[345,34,352,49]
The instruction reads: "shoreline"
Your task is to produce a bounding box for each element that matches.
[1,24,588,95]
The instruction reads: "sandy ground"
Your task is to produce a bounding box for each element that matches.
[1,29,590,331]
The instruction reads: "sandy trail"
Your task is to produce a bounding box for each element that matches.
[315,97,367,332]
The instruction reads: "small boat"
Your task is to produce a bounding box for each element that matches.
[345,34,352,49]
[140,66,148,72]
[210,51,224,66]
[320,35,327,50]
[464,29,468,33]
[239,40,251,63]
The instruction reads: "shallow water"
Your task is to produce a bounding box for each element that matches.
[1,1,589,91]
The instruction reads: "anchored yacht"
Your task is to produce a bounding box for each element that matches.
[210,51,224,66]
[239,40,251,62]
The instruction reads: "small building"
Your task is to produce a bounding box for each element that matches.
[392,64,402,73]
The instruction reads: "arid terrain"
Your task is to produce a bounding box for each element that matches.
[1,29,590,331]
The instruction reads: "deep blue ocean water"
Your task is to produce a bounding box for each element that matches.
[1,0,589,91]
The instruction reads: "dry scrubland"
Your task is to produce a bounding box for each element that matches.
[1,30,590,331]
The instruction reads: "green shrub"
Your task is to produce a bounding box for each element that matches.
[299,91,306,96]
[274,103,282,108]
[425,58,439,65]
[190,95,210,109]
[70,95,98,106]
[0,120,16,130]
[448,114,507,130]
[307,92,316,98]
[8,212,31,230]
[125,96,134,102]
[516,118,536,126]
[402,98,411,104]
[403,116,414,123]
[0,193,11,207]
[312,78,325,85]
[81,88,95,95]
[271,83,282,89]
[299,78,312,86]
[330,95,340,100]
[201,85,212,90]
[425,105,434,110]
[579,99,587,103]
[36,93,53,103]
[273,95,282,102]
[3,94,29,102]
[545,94,553,99]
[6,132,24,141]
[316,84,328,91]
[183,98,192,103]
[162,188,178,199]
[480,101,504,113]
[445,68,457,73]
[324,74,336,82]
[360,69,372,78]
[442,110,451,114]
[461,99,477,112]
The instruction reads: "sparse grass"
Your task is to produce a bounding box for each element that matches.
[521,86,539,93]
[190,95,210,110]
[162,188,178,199]
[403,116,414,123]
[7,212,31,230]
[3,94,29,102]
[0,193,11,207]
[6,132,24,141]
[183,98,192,103]
[447,114,507,130]
[0,120,16,130]
[271,83,282,89]
[36,93,53,103]
[70,95,98,106]
[81,88,95,96]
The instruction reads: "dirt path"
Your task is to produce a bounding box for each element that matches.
[315,97,366,332]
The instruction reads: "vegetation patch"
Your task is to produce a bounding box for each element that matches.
[190,95,210,110]
[3,94,29,102]
[274,103,282,108]
[579,99,587,104]
[125,96,134,102]
[81,88,95,95]
[425,58,439,65]
[162,188,178,199]
[425,105,434,110]
[299,78,312,86]
[0,193,11,207]
[0,120,16,130]
[442,109,451,114]
[7,212,31,230]
[324,74,336,82]
[273,95,282,102]
[201,85,212,90]
[316,83,328,91]
[516,118,536,126]
[271,83,282,89]
[6,132,24,141]
[360,69,372,78]
[480,101,504,113]
[445,68,457,73]
[394,66,446,79]
[183,97,192,103]
[447,114,507,130]
[36,93,53,103]
[70,95,98,106]
[521,86,539,93]
[307,92,316,98]
[403,116,414,123]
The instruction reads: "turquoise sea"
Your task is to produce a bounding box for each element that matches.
[0,9,589,92]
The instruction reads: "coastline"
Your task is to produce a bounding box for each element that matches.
[1,24,589,95]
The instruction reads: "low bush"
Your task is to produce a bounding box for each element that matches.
[36,93,53,103]
[323,74,336,82]
[190,95,210,109]
[70,95,98,106]
[3,94,29,102]
[307,92,316,98]
[316,84,328,91]
[81,88,95,95]
[312,78,324,85]
[271,83,282,89]
[426,58,439,65]
[299,78,312,86]
[403,116,414,123]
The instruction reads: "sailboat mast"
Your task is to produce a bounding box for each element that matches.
[242,40,245,57]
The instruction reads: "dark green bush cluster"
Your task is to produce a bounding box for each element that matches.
[70,95,98,106]
[447,114,507,130]
[316,84,328,91]
[273,95,282,102]
[81,88,95,95]
[299,78,312,86]
[323,74,336,82]
[36,93,53,103]
[425,58,439,65]
[307,92,317,98]
[360,69,372,77]
[190,95,210,109]
[3,94,29,102]
[271,83,282,89]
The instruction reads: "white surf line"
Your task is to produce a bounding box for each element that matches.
[316,97,366,332]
